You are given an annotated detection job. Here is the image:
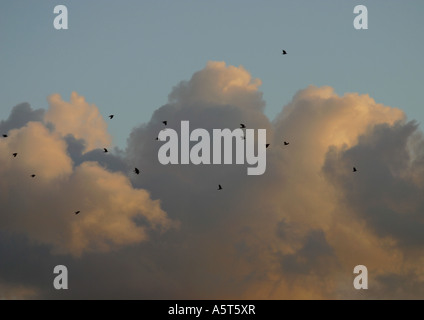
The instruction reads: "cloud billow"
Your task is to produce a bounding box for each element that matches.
[323,120,424,248]
[1,61,424,299]
[0,92,176,259]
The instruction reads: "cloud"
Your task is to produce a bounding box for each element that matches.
[168,61,264,111]
[2,61,424,299]
[44,92,112,152]
[279,229,337,276]
[323,120,424,248]
[0,97,176,257]
[0,102,44,133]
[0,281,38,300]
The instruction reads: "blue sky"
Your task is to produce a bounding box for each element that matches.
[1,1,423,148]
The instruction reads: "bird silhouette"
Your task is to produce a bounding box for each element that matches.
[266,144,270,148]
[240,124,246,129]
[162,121,167,126]
[109,115,114,119]
[31,174,36,178]
[284,141,289,146]
[134,168,140,175]
[75,211,80,215]
[282,50,287,55]
[103,148,108,153]
[12,153,18,157]
[218,184,222,190]
[2,134,7,138]
[353,167,357,172]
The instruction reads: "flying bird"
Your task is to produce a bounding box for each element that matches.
[218,184,223,190]
[266,144,270,148]
[353,167,357,172]
[284,141,289,146]
[162,121,167,126]
[282,50,287,55]
[75,211,80,215]
[240,124,246,129]
[134,168,140,175]
[31,174,36,178]
[103,148,108,153]
[109,115,114,119]
[12,153,18,157]
[2,134,7,138]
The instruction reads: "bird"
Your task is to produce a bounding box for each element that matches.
[75,211,80,215]
[240,124,246,129]
[284,141,289,146]
[134,168,140,175]
[282,50,287,55]
[353,167,357,172]
[266,144,270,148]
[109,115,114,119]
[103,148,108,153]
[31,174,36,178]
[162,121,167,126]
[218,184,223,190]
[12,153,18,157]
[2,134,7,138]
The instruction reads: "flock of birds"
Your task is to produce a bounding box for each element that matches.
[1,49,358,215]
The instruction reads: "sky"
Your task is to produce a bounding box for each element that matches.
[1,1,424,148]
[1,1,424,299]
